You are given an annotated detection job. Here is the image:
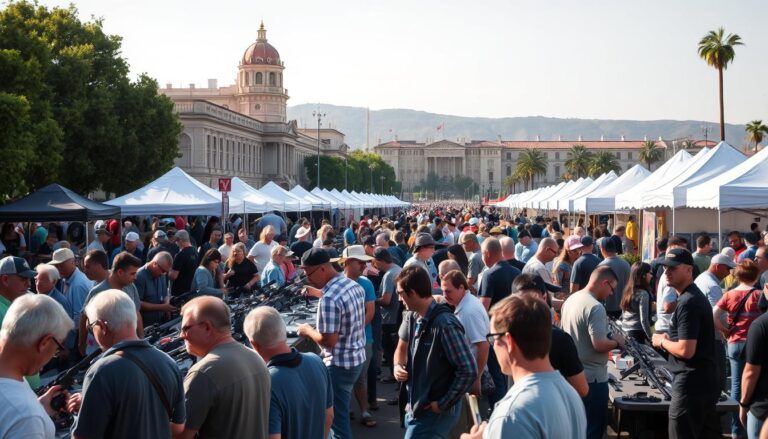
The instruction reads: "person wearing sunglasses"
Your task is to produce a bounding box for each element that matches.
[561,265,625,439]
[0,294,74,438]
[522,237,559,284]
[461,294,586,439]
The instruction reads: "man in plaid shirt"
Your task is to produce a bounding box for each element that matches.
[297,248,366,439]
[394,265,477,438]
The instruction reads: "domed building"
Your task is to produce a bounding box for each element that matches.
[162,23,347,189]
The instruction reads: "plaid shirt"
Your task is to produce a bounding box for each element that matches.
[316,273,366,368]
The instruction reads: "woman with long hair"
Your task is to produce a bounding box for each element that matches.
[313,224,332,249]
[446,244,469,276]
[552,236,581,293]
[714,260,762,439]
[247,225,277,273]
[192,248,225,297]
[620,262,653,343]
[223,242,259,296]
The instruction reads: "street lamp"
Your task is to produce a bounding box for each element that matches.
[344,156,348,190]
[312,110,325,188]
[369,163,375,192]
[380,175,385,194]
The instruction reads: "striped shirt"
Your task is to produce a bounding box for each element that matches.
[316,274,366,369]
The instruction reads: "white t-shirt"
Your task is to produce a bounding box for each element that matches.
[0,377,55,439]
[247,240,277,273]
[522,257,552,283]
[454,293,489,361]
[655,272,678,332]
[218,243,233,260]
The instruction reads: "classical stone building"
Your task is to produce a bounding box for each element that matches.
[162,23,347,189]
[375,138,713,195]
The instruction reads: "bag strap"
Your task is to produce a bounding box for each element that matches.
[113,349,172,418]
[728,288,759,336]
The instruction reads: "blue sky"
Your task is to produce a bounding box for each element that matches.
[32,0,768,123]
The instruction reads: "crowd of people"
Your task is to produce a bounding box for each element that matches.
[2,207,768,438]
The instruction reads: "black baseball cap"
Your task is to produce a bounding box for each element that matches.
[598,237,618,253]
[580,236,594,247]
[301,248,332,267]
[658,248,694,267]
[512,273,562,295]
[362,235,376,247]
[373,247,393,263]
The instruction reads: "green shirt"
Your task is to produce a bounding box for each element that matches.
[0,294,40,389]
[692,253,712,277]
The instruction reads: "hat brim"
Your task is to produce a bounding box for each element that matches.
[340,255,374,262]
[568,243,585,250]
[658,259,684,267]
[48,259,70,265]
[17,269,37,278]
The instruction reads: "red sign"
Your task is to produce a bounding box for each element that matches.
[218,178,232,192]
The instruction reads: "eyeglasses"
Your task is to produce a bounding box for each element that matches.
[51,336,66,357]
[86,318,106,331]
[180,321,205,335]
[486,332,508,345]
[604,280,618,290]
[304,266,322,277]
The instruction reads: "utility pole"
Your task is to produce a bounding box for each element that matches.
[312,109,325,188]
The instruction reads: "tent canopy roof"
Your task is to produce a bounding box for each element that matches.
[0,184,121,222]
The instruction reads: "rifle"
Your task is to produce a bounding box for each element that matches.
[608,319,673,401]
[144,316,182,344]
[36,348,103,429]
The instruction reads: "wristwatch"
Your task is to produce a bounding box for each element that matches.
[740,401,750,408]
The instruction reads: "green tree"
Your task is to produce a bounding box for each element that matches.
[746,120,768,152]
[0,1,181,197]
[514,148,547,190]
[305,150,400,194]
[638,140,663,170]
[564,144,591,178]
[503,175,520,194]
[588,151,621,177]
[698,27,744,142]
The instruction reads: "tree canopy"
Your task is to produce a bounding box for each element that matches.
[0,1,181,199]
[514,148,547,191]
[638,140,663,170]
[564,144,591,178]
[746,120,768,152]
[588,151,621,177]
[697,27,743,142]
[304,150,401,194]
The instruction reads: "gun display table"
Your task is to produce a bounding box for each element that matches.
[608,351,737,437]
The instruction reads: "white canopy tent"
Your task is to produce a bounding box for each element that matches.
[106,167,245,216]
[572,165,652,213]
[686,145,768,209]
[308,188,341,209]
[530,182,567,210]
[344,190,373,208]
[560,172,618,212]
[543,177,593,211]
[511,186,550,209]
[332,189,365,209]
[289,185,331,210]
[615,149,697,210]
[229,177,286,213]
[639,142,745,209]
[260,182,313,212]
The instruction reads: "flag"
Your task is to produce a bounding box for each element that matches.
[436,123,444,131]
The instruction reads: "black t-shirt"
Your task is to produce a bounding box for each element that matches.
[746,312,768,419]
[478,260,521,307]
[225,259,258,289]
[530,224,543,238]
[550,326,584,378]
[432,247,449,268]
[290,241,313,260]
[146,242,180,262]
[667,283,717,391]
[506,259,526,272]
[171,246,199,296]
[37,241,54,256]
[570,253,601,289]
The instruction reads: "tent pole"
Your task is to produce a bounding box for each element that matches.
[672,207,676,235]
[718,209,722,252]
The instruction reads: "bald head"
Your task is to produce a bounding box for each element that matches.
[499,236,515,260]
[181,296,231,333]
[481,237,503,267]
[537,237,559,263]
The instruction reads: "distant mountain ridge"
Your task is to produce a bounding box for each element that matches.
[287,103,745,150]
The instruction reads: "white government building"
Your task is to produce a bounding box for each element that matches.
[162,23,347,189]
[374,138,713,194]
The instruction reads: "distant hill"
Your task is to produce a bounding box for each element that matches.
[287,103,745,150]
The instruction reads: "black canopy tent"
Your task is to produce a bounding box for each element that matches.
[0,184,120,222]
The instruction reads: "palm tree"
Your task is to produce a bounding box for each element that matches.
[746,120,768,152]
[638,140,663,170]
[588,151,621,177]
[514,148,547,190]
[564,144,591,178]
[698,27,744,141]
[504,175,520,194]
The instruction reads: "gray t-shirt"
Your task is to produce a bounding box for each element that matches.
[695,271,725,341]
[467,251,484,281]
[598,256,630,313]
[84,279,141,312]
[560,289,610,383]
[380,264,403,325]
[522,257,551,283]
[184,341,271,439]
[485,371,586,439]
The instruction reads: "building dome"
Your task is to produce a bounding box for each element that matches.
[242,22,281,66]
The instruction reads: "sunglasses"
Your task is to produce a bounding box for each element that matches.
[52,336,66,358]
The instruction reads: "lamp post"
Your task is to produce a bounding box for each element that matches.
[380,175,385,194]
[312,110,325,188]
[344,155,348,190]
[369,163,375,192]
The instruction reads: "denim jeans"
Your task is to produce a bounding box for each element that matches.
[747,411,765,439]
[329,363,364,439]
[728,341,747,438]
[583,382,608,439]
[404,400,462,439]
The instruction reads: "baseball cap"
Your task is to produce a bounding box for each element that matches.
[295,226,311,239]
[580,236,594,247]
[566,235,584,251]
[512,273,562,294]
[0,256,36,278]
[95,225,112,236]
[153,230,168,241]
[373,247,393,263]
[598,237,618,253]
[49,248,76,265]
[721,247,736,260]
[711,254,737,269]
[271,245,294,257]
[458,231,478,245]
[300,248,333,267]
[340,245,374,262]
[658,248,694,267]
[468,217,479,226]
[362,236,376,247]
[414,233,436,249]
[489,227,503,235]
[125,232,140,242]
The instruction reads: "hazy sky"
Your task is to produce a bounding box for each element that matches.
[33,0,768,123]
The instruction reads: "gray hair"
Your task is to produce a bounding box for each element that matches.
[375,233,389,247]
[499,236,515,257]
[84,289,137,332]
[438,259,461,279]
[175,230,190,243]
[36,263,61,283]
[1,294,73,347]
[153,251,173,267]
[244,306,286,349]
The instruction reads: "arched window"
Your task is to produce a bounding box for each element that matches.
[255,72,263,84]
[269,72,276,86]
